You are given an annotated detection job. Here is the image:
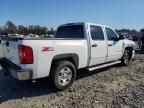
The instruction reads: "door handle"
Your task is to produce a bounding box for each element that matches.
[92,44,98,47]
[108,44,113,46]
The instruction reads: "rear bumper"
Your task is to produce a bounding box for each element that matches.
[0,57,32,80]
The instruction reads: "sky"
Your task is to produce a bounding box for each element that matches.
[0,0,144,30]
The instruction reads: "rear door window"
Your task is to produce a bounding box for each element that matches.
[90,25,104,40]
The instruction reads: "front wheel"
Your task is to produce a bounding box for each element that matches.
[51,60,76,90]
[121,49,131,66]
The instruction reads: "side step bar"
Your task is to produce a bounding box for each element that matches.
[87,61,121,71]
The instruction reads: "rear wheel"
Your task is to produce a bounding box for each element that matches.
[51,60,76,90]
[121,49,131,66]
[141,45,144,51]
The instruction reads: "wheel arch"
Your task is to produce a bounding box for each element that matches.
[51,53,79,69]
[124,47,134,59]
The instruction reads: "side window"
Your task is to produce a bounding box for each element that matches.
[106,27,118,40]
[90,25,104,40]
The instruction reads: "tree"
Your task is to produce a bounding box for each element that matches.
[17,25,28,35]
[0,27,1,34]
[27,25,49,35]
[4,21,17,34]
[0,26,7,35]
[41,26,48,35]
[48,28,55,35]
[140,29,144,32]
[140,29,144,37]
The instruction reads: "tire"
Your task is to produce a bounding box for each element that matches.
[51,60,76,90]
[141,45,144,51]
[121,49,131,66]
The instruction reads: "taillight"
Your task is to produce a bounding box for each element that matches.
[18,45,33,64]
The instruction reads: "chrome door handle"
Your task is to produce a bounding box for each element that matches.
[92,44,98,47]
[108,44,113,46]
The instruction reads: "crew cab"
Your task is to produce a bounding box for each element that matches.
[0,22,135,90]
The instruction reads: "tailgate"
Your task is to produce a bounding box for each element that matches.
[1,37,21,65]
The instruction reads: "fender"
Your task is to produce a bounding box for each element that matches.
[122,39,136,59]
[123,39,135,52]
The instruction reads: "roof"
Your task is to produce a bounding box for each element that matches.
[59,22,108,28]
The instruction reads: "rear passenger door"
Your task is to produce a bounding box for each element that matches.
[89,25,107,66]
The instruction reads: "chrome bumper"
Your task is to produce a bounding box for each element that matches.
[0,57,32,80]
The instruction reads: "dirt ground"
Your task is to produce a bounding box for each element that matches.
[0,51,144,108]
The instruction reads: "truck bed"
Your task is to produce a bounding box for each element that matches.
[1,36,88,79]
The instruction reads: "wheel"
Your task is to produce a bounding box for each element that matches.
[121,49,131,66]
[140,45,144,51]
[51,60,76,90]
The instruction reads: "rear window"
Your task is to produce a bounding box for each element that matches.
[55,25,84,38]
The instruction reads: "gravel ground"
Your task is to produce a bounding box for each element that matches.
[0,51,144,108]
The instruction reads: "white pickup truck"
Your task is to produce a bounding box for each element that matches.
[0,22,135,90]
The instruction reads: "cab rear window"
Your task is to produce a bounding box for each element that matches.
[55,25,84,39]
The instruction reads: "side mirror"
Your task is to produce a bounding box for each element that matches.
[119,34,125,40]
[113,37,120,41]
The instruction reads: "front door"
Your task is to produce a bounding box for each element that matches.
[105,27,123,62]
[89,24,107,66]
